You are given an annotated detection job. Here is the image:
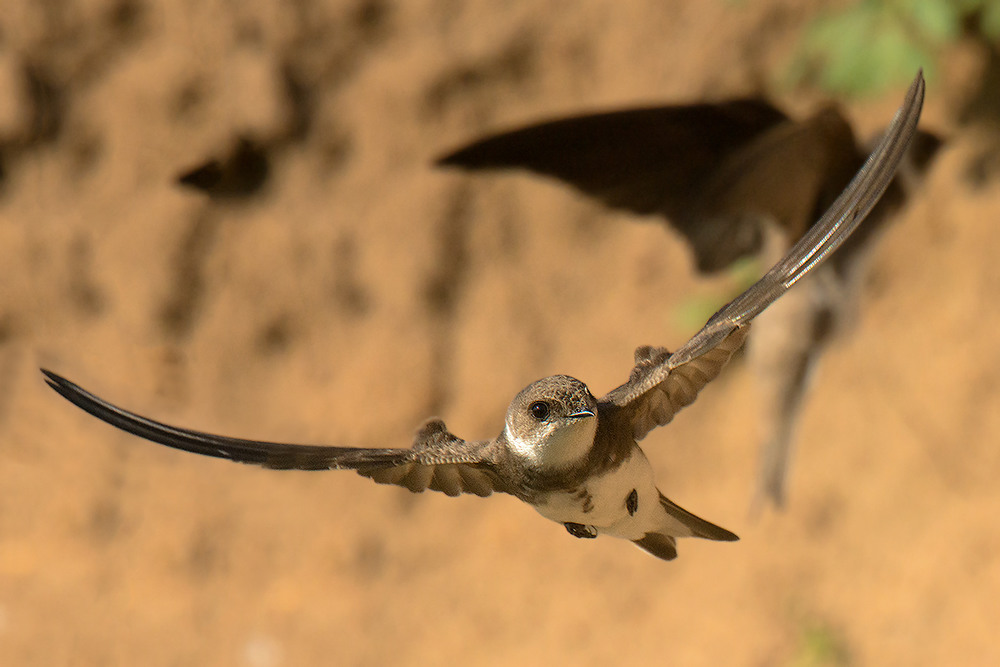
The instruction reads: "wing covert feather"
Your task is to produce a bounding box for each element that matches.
[601,327,750,441]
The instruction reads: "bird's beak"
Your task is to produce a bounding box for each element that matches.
[568,409,595,420]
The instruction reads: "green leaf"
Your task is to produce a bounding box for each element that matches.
[905,0,961,43]
[981,0,1000,40]
[787,0,939,96]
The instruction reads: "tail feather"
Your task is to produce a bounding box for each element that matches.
[632,532,678,561]
[659,492,739,542]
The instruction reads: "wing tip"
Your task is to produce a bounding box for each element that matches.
[434,148,462,167]
[40,368,86,402]
[40,367,63,388]
[434,143,498,170]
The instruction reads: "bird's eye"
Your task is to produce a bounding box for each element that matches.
[529,401,550,420]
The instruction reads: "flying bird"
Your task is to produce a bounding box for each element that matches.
[436,79,939,511]
[42,73,924,561]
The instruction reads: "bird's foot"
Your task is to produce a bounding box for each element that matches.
[564,522,598,539]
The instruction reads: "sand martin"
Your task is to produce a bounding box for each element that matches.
[42,72,923,561]
[436,77,939,511]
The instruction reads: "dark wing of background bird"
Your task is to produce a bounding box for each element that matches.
[598,71,925,442]
[41,370,505,498]
[437,100,793,272]
[438,86,940,278]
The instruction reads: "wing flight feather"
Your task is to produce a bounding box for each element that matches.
[42,370,505,497]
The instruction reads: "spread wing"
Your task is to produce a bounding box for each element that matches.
[437,100,789,271]
[42,370,505,498]
[436,99,864,274]
[600,71,925,441]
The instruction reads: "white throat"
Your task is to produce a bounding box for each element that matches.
[505,416,597,469]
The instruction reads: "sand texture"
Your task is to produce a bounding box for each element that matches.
[1,1,998,665]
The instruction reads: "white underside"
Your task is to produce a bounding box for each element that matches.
[532,448,690,541]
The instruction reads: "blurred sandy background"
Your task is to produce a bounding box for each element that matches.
[2,1,999,665]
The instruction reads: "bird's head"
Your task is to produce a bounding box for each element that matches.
[503,375,598,468]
